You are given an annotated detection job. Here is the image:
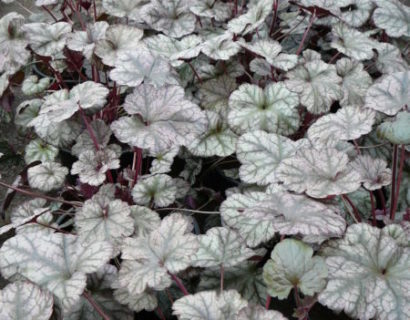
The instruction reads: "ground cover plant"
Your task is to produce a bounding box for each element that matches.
[0,0,409,319]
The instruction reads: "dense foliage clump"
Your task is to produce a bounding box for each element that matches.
[0,0,409,319]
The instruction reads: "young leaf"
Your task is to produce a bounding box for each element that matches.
[228,83,300,135]
[0,233,113,312]
[236,130,299,185]
[131,174,177,207]
[350,155,392,191]
[372,0,410,38]
[22,22,71,57]
[21,75,50,96]
[0,281,54,320]
[364,71,410,116]
[192,227,255,268]
[319,223,410,320]
[71,145,121,186]
[24,139,59,164]
[172,290,247,320]
[109,45,178,87]
[277,146,362,198]
[95,25,144,67]
[75,195,134,245]
[149,147,179,174]
[307,105,375,142]
[188,111,238,157]
[27,162,68,192]
[286,53,343,114]
[118,213,198,295]
[111,84,207,153]
[377,111,410,145]
[142,0,196,38]
[263,239,327,299]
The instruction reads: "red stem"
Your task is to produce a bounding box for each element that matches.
[92,0,97,21]
[187,61,202,83]
[169,273,189,296]
[390,145,398,219]
[78,105,114,184]
[269,0,278,36]
[342,194,362,222]
[234,0,238,16]
[296,10,316,55]
[0,180,81,207]
[156,306,166,320]
[369,191,376,226]
[265,295,271,310]
[82,292,110,320]
[378,189,386,215]
[67,0,86,30]
[78,105,100,151]
[391,145,406,220]
[328,51,341,64]
[42,5,58,22]
[293,285,301,307]
[132,148,142,187]
[36,221,73,234]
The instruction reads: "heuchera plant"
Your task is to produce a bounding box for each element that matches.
[0,0,409,319]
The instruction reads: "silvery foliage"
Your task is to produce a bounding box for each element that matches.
[0,0,409,319]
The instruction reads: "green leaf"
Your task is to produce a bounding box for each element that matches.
[188,111,238,157]
[263,239,327,299]
[228,83,300,135]
[131,174,177,208]
[27,162,68,192]
[377,111,410,145]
